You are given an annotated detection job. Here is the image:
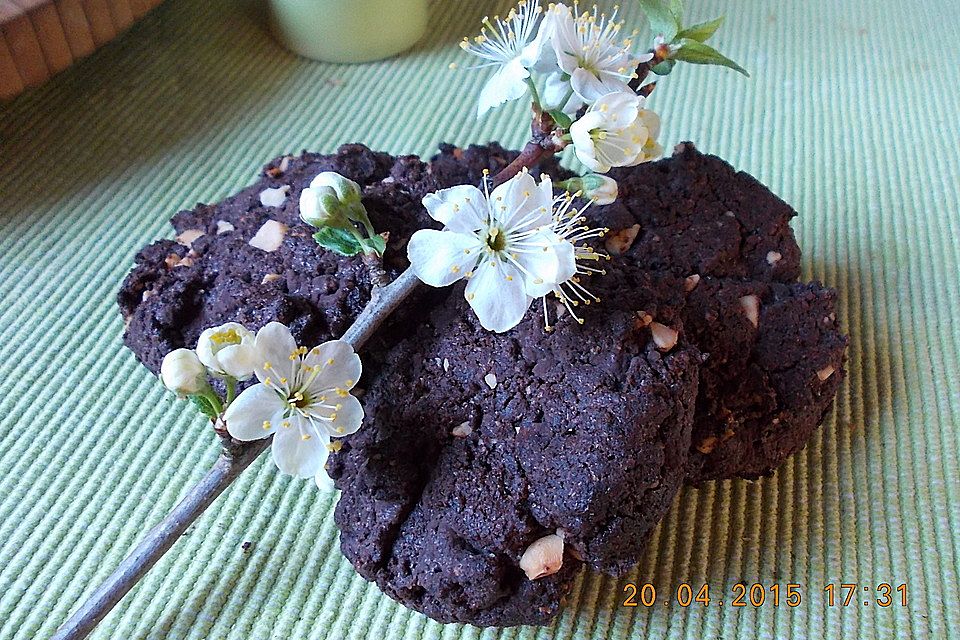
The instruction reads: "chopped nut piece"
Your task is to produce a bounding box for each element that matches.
[176,229,205,247]
[261,273,281,284]
[451,422,472,438]
[634,311,653,327]
[259,185,290,208]
[381,175,396,184]
[650,322,678,351]
[175,256,194,268]
[766,250,782,265]
[443,358,450,372]
[739,294,760,328]
[684,274,701,292]
[817,365,836,381]
[519,534,564,580]
[216,220,235,235]
[279,156,292,172]
[697,436,719,454]
[249,220,288,252]
[484,373,497,389]
[604,224,641,255]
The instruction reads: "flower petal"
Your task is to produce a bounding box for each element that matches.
[570,67,610,104]
[491,172,553,230]
[303,340,362,393]
[253,322,299,384]
[217,341,257,380]
[408,229,480,288]
[477,57,530,117]
[310,393,364,437]
[421,185,487,232]
[465,260,531,333]
[224,384,285,441]
[315,448,335,492]
[272,417,329,478]
[514,231,563,297]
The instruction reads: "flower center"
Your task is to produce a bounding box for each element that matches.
[287,389,312,411]
[485,226,507,252]
[210,328,241,346]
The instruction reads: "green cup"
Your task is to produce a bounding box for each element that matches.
[268,0,429,63]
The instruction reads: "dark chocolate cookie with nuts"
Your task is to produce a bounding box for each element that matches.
[328,270,700,625]
[591,143,847,482]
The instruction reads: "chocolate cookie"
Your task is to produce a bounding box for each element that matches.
[328,272,700,625]
[592,143,846,481]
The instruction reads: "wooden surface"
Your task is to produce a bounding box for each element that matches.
[0,0,164,99]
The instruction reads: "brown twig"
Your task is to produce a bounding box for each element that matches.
[491,108,562,187]
[53,261,419,640]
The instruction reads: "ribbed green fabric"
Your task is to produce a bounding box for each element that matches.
[0,0,957,638]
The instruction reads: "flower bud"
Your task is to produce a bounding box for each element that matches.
[309,172,362,206]
[160,348,208,396]
[299,185,342,227]
[557,174,619,205]
[578,174,619,205]
[196,322,257,380]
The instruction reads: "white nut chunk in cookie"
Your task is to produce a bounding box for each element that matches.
[817,364,836,381]
[176,229,205,247]
[684,273,701,292]
[519,534,564,580]
[739,294,760,328]
[604,224,640,256]
[249,220,288,253]
[650,321,678,351]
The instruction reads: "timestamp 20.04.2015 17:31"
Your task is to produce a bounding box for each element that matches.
[622,583,908,608]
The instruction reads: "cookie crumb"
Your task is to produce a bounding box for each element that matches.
[739,294,760,328]
[519,534,564,580]
[241,541,253,551]
[650,322,678,351]
[484,373,497,389]
[684,274,700,292]
[249,220,288,252]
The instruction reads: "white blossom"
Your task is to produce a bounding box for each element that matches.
[569,91,662,172]
[546,3,651,104]
[299,171,362,227]
[224,323,363,482]
[407,171,575,333]
[196,322,257,380]
[460,0,547,117]
[160,348,208,397]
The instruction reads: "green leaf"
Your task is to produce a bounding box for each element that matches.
[359,234,387,256]
[669,0,684,23]
[636,0,680,40]
[313,227,364,257]
[188,394,219,420]
[676,16,725,43]
[651,59,677,76]
[671,39,749,76]
[547,109,573,130]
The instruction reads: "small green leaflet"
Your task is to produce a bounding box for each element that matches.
[189,394,219,420]
[636,0,680,40]
[313,227,365,257]
[673,39,749,76]
[547,109,573,130]
[676,16,725,43]
[313,226,386,257]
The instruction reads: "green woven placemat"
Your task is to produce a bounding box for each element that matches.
[1,0,957,638]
